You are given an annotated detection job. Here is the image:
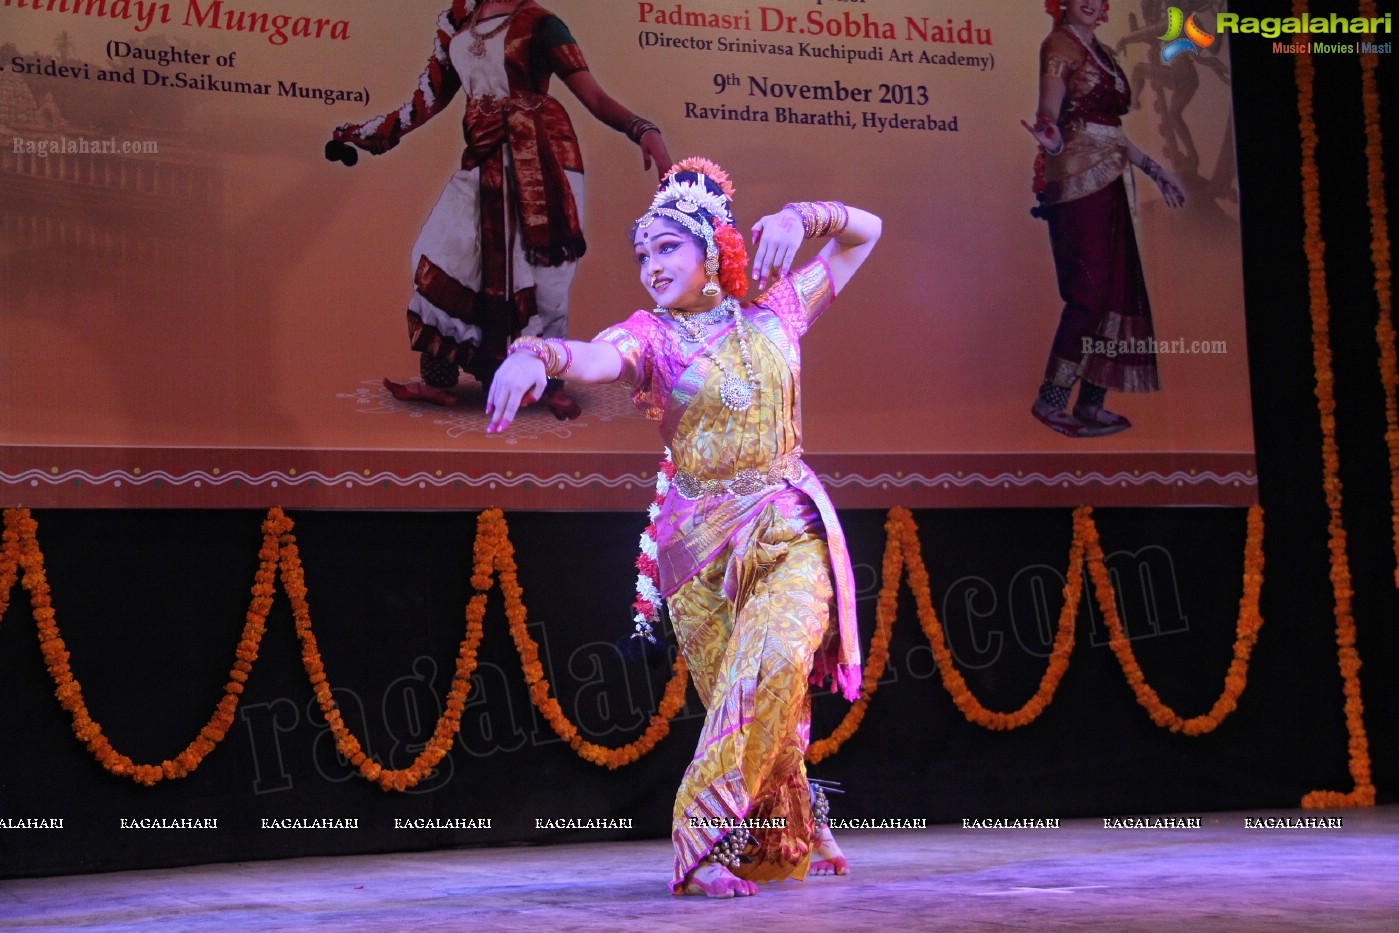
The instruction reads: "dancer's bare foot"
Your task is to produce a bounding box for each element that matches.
[810,825,850,876]
[682,862,758,898]
[384,378,457,407]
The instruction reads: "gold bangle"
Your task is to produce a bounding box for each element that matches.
[508,337,571,379]
[784,202,818,238]
[784,201,848,238]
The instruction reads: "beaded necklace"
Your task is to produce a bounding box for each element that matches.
[1065,24,1125,94]
[665,297,735,345]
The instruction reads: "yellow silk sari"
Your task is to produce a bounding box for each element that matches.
[595,260,860,890]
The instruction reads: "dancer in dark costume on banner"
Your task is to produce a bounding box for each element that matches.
[326,0,670,419]
[1022,0,1185,438]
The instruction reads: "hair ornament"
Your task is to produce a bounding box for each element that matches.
[648,177,733,225]
[637,155,749,299]
[666,157,735,197]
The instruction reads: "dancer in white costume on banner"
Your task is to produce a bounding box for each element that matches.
[327,0,670,419]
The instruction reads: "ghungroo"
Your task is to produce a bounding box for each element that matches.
[810,778,843,830]
[704,830,752,871]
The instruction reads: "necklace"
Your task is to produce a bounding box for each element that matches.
[660,297,759,411]
[1065,24,1125,94]
[466,0,527,56]
[664,297,736,345]
[704,307,761,413]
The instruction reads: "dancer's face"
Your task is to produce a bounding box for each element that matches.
[634,218,714,313]
[1063,0,1104,30]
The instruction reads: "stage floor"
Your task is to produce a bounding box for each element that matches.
[3,808,1396,931]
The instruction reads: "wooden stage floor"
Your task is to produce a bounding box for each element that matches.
[2,808,1396,932]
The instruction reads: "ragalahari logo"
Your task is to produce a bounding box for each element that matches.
[1159,7,1215,63]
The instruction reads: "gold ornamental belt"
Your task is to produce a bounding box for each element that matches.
[672,451,805,500]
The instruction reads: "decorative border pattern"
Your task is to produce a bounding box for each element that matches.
[1,447,1258,509]
[822,470,1258,490]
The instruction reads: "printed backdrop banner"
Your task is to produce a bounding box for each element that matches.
[0,0,1254,508]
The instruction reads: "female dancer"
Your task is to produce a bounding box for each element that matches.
[1023,0,1184,437]
[328,0,670,418]
[486,157,880,896]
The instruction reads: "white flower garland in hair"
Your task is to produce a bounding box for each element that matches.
[649,175,733,224]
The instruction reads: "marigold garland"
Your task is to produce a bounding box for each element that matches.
[809,505,1266,762]
[0,507,278,786]
[810,506,1084,762]
[1357,0,1399,586]
[1292,6,1376,808]
[483,508,691,769]
[0,514,19,619]
[1085,507,1265,735]
[276,509,484,791]
[0,507,691,788]
[0,493,1347,788]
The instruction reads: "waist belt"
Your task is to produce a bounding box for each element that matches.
[672,452,805,500]
[1066,120,1124,144]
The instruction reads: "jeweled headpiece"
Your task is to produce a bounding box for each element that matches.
[636,157,740,298]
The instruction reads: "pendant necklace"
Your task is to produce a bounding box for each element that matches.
[467,0,526,56]
[663,298,760,412]
[705,308,760,413]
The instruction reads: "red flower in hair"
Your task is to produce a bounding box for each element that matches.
[714,222,749,298]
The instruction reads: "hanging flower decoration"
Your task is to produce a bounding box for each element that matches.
[810,504,1269,762]
[280,510,483,791]
[485,508,690,769]
[810,506,1083,764]
[0,507,279,786]
[632,451,675,642]
[1290,8,1375,808]
[1085,507,1265,735]
[1357,0,1399,587]
[0,506,694,786]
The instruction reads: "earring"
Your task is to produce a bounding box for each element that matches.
[702,249,721,296]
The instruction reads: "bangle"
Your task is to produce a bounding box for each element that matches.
[625,115,661,144]
[508,337,572,378]
[1139,155,1167,185]
[783,201,850,239]
[827,201,849,236]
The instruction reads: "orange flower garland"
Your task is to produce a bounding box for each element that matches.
[1357,0,1399,587]
[809,506,1085,763]
[1084,507,1265,735]
[1292,11,1375,807]
[276,509,484,792]
[809,505,1269,760]
[0,507,279,786]
[0,512,19,619]
[0,497,1329,784]
[0,507,691,787]
[905,507,1083,731]
[482,508,691,769]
